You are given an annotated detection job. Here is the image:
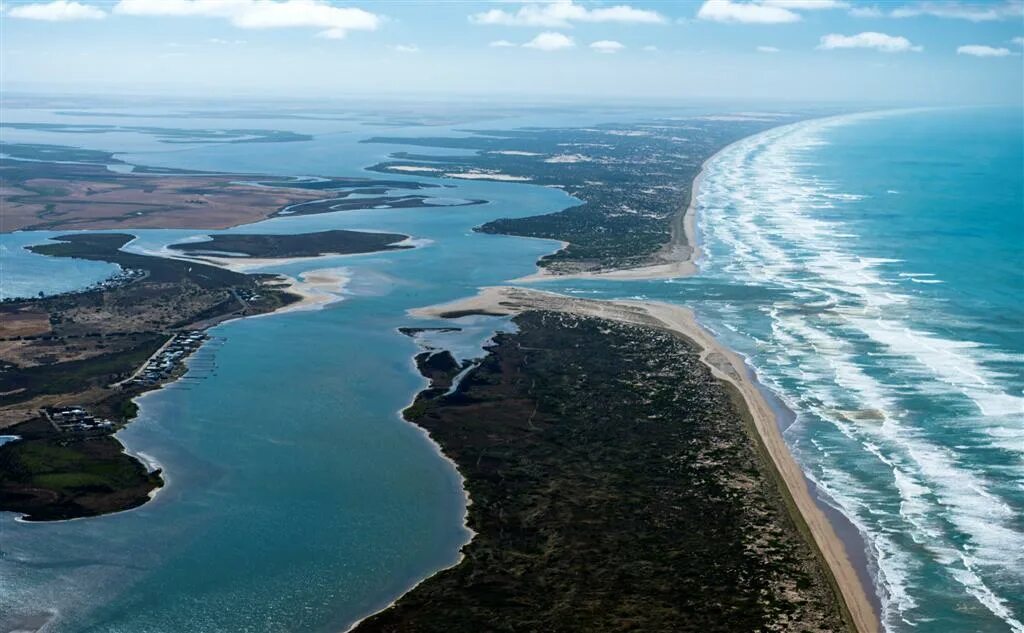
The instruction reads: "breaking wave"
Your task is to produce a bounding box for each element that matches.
[695,113,1024,632]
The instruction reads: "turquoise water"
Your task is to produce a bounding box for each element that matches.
[2,107,1021,633]
[693,109,1024,632]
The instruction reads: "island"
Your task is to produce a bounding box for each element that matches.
[168,229,412,259]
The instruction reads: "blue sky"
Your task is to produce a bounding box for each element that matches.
[1,0,1022,104]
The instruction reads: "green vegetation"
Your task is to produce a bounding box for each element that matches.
[0,141,123,164]
[272,195,484,217]
[0,435,162,522]
[366,118,795,273]
[30,233,254,288]
[256,177,436,191]
[356,311,846,632]
[0,232,303,520]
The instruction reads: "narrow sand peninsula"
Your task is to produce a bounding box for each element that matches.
[172,252,347,273]
[412,285,879,633]
[167,251,351,312]
[278,267,351,312]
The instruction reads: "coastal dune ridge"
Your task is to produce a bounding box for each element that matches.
[411,285,880,633]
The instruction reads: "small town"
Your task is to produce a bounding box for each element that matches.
[127,331,208,387]
[42,406,114,434]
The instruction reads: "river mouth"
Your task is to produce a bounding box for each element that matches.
[3,105,1021,633]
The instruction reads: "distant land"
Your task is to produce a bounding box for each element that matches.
[0,142,441,232]
[366,113,799,275]
[168,229,412,259]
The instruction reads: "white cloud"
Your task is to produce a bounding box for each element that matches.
[957,44,1012,57]
[392,44,419,53]
[696,0,801,24]
[849,6,884,17]
[890,1,1023,22]
[762,0,846,9]
[643,44,658,51]
[523,31,575,51]
[208,37,246,44]
[489,39,516,48]
[8,0,105,20]
[590,40,625,53]
[819,31,922,52]
[470,0,665,27]
[1014,36,1024,46]
[757,45,780,52]
[112,0,381,39]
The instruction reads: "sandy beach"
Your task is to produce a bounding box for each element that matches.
[276,267,351,312]
[171,252,352,273]
[412,285,879,633]
[158,250,352,312]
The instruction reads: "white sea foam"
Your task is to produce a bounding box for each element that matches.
[695,111,1024,632]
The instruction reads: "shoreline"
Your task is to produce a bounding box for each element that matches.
[164,251,354,313]
[272,267,352,313]
[409,285,879,633]
[510,134,732,283]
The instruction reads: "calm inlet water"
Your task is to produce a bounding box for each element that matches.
[1,107,1021,633]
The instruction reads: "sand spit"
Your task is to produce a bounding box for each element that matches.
[174,251,351,313]
[411,285,879,633]
[278,267,351,312]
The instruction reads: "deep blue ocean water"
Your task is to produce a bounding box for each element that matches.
[1,106,1020,633]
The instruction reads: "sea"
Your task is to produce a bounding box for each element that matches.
[0,105,1020,633]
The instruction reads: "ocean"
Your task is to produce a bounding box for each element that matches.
[694,108,1024,632]
[1,106,1020,632]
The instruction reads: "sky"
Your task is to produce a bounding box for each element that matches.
[1,0,1022,105]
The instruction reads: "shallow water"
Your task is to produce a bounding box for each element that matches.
[2,106,1021,633]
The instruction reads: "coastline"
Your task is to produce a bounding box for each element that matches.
[0,244,350,522]
[510,134,728,284]
[410,285,879,633]
[271,267,351,313]
[167,252,353,313]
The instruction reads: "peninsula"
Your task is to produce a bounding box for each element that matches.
[365,115,799,276]
[167,229,412,259]
[355,287,875,632]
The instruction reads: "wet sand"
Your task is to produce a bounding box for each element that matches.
[278,267,352,312]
